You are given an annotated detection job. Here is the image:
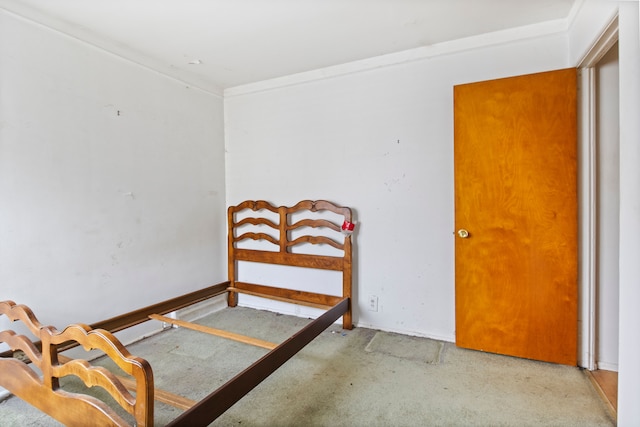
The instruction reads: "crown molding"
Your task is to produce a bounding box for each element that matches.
[224,18,569,98]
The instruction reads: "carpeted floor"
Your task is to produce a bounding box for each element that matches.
[0,307,616,426]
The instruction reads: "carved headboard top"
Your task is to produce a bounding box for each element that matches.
[227,200,353,268]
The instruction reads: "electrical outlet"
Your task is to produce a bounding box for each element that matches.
[368,295,379,312]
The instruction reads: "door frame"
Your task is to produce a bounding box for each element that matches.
[577,14,619,370]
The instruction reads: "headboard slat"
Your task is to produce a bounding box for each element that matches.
[234,248,344,271]
[234,232,280,246]
[235,217,278,229]
[289,218,342,233]
[287,235,343,250]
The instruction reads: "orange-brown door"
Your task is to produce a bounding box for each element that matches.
[454,68,578,365]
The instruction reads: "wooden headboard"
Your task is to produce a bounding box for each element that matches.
[227,200,354,329]
[0,300,153,426]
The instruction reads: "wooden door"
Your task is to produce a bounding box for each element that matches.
[454,68,578,365]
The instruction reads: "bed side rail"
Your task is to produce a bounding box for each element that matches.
[0,300,154,427]
[166,297,350,427]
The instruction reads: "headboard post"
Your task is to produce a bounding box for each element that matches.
[40,330,61,391]
[278,205,288,253]
[343,235,353,329]
[227,205,238,307]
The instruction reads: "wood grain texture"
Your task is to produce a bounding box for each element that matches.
[57,354,198,412]
[231,282,343,308]
[588,369,618,416]
[148,313,277,350]
[0,358,130,427]
[454,68,578,365]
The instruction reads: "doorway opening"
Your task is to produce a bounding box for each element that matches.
[578,15,619,416]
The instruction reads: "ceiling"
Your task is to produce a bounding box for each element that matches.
[1,0,577,94]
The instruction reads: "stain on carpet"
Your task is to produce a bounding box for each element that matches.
[364,331,444,364]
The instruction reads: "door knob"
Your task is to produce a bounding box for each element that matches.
[457,229,470,238]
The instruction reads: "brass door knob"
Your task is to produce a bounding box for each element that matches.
[457,229,470,238]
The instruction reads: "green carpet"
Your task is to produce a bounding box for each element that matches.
[0,307,615,426]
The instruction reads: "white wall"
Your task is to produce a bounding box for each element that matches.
[595,42,619,371]
[0,11,227,339]
[616,3,640,425]
[224,32,569,341]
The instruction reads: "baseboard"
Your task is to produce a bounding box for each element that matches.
[175,294,228,322]
[596,361,618,371]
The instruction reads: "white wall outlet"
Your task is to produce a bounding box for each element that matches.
[368,295,379,312]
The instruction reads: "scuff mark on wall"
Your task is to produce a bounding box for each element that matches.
[384,173,407,192]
